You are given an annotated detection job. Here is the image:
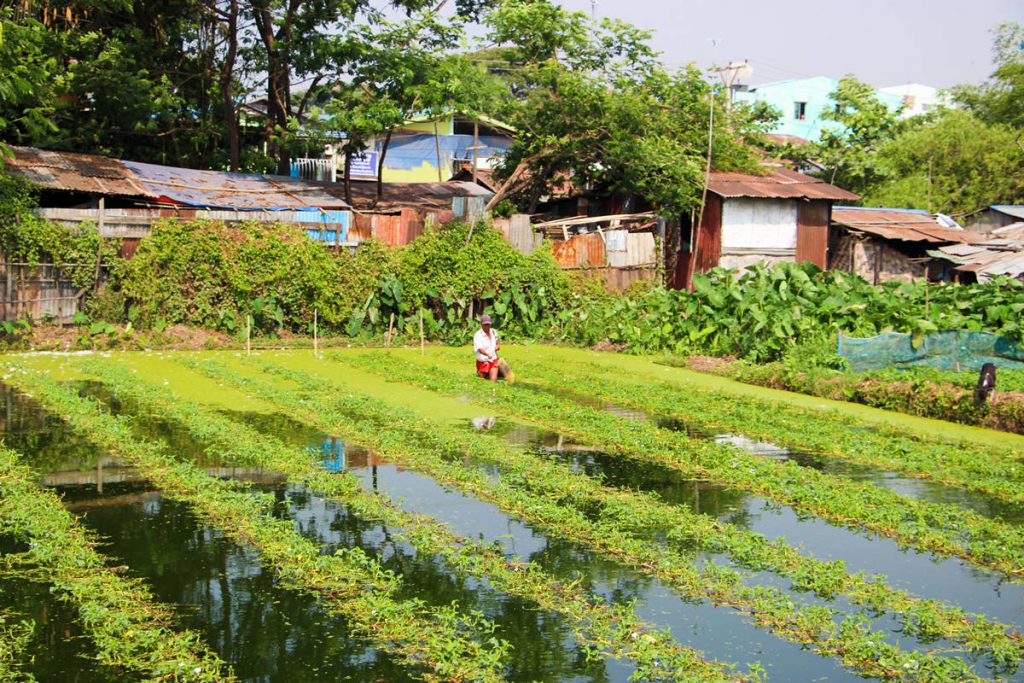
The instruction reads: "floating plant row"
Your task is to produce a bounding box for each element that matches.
[491,350,1024,505]
[76,358,744,683]
[343,351,1024,579]
[243,356,1024,674]
[0,446,231,682]
[2,368,511,683]
[177,355,995,682]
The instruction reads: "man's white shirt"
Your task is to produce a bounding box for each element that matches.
[474,328,499,362]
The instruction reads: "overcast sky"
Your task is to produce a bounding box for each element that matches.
[553,0,1023,88]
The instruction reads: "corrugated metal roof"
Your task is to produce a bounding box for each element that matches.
[324,179,491,211]
[991,205,1024,220]
[993,222,1024,239]
[124,161,349,210]
[5,146,353,210]
[934,239,1024,280]
[5,146,155,198]
[832,207,986,244]
[763,133,811,147]
[708,168,859,201]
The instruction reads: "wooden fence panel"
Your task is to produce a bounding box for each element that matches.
[0,262,96,323]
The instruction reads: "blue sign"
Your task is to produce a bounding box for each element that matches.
[349,151,379,178]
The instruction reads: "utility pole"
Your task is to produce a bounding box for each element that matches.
[713,60,752,108]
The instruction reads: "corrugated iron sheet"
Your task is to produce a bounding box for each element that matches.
[6,147,154,198]
[833,208,986,244]
[551,233,606,268]
[507,214,537,255]
[325,180,492,212]
[934,239,1024,280]
[708,168,859,201]
[5,146,356,211]
[992,205,1024,221]
[608,232,656,267]
[796,201,829,268]
[124,161,349,210]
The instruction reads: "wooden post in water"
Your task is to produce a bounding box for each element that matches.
[419,309,425,356]
[313,308,319,356]
[246,315,251,356]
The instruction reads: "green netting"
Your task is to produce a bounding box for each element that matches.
[839,331,1024,372]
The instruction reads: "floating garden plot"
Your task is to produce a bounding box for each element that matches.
[0,347,1022,682]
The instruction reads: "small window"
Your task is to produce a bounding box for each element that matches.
[794,101,807,120]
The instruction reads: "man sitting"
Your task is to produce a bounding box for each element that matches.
[474,314,501,381]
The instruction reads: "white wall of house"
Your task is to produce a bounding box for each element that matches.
[719,197,799,269]
[878,83,946,119]
[721,198,798,249]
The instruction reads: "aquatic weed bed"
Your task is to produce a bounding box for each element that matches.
[0,347,1022,682]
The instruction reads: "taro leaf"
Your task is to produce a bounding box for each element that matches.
[345,310,365,337]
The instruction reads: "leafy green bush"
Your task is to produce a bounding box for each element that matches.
[554,261,1024,363]
[0,174,119,292]
[117,219,349,335]
[344,221,573,343]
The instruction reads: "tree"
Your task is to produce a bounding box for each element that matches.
[0,1,238,167]
[479,0,759,217]
[813,75,902,193]
[861,109,1024,217]
[951,22,1024,130]
[318,9,504,204]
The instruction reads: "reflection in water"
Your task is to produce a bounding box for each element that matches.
[535,381,1024,526]
[0,537,131,682]
[340,461,862,682]
[13,383,634,682]
[505,423,1024,637]
[0,378,1018,680]
[64,484,416,683]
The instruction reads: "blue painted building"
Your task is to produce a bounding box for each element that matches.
[733,76,904,141]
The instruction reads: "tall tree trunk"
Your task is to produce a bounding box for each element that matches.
[218,0,240,172]
[250,0,292,175]
[376,130,393,205]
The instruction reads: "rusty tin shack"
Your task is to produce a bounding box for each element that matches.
[672,167,858,288]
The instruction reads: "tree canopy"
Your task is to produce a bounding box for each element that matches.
[1,0,1019,223]
[478,0,763,217]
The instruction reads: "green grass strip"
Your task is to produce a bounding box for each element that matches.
[345,351,1024,580]
[492,349,1024,505]
[0,446,231,682]
[247,355,1024,672]
[76,358,744,683]
[179,355,993,683]
[3,368,510,683]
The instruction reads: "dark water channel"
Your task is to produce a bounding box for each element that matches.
[525,381,1024,526]
[0,383,629,682]
[0,537,132,682]
[503,421,1024,636]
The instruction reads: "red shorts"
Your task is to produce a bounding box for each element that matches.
[476,359,499,377]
